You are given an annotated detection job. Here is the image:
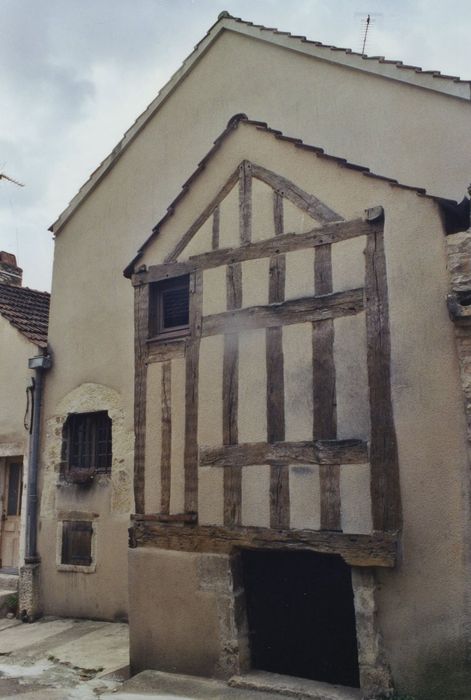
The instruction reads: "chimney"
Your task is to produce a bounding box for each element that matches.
[0,252,23,286]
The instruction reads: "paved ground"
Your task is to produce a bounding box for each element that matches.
[0,616,361,699]
[0,616,128,698]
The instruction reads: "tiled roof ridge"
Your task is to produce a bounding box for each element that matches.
[0,283,50,347]
[124,114,455,277]
[213,12,470,85]
[0,282,50,297]
[51,12,470,235]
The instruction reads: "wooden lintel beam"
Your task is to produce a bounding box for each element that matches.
[130,522,397,568]
[188,218,379,271]
[143,261,196,285]
[201,288,364,336]
[199,439,368,468]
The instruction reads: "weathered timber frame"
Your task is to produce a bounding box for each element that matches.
[130,520,396,567]
[131,160,401,565]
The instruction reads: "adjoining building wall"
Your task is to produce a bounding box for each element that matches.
[38,382,133,620]
[0,316,33,453]
[128,124,471,698]
[0,315,37,569]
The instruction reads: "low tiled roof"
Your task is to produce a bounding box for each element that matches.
[50,12,471,235]
[0,284,50,348]
[124,114,456,277]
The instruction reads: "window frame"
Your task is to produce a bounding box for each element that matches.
[57,518,97,573]
[61,410,112,479]
[148,274,190,341]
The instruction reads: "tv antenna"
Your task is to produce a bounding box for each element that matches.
[355,12,383,55]
[0,172,24,187]
[361,14,371,54]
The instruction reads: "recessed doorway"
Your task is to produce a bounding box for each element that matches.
[241,549,360,688]
[0,457,23,569]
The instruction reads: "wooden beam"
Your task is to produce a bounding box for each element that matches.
[134,284,149,514]
[223,263,242,526]
[212,205,220,250]
[160,361,171,514]
[202,288,364,336]
[365,231,402,532]
[188,218,377,271]
[273,190,284,236]
[131,522,398,568]
[268,255,285,305]
[146,338,186,364]
[267,250,288,529]
[313,243,341,531]
[132,512,197,524]
[251,163,343,224]
[165,168,239,262]
[199,439,368,468]
[270,466,290,530]
[226,263,242,310]
[183,270,202,513]
[239,160,252,245]
[142,261,195,285]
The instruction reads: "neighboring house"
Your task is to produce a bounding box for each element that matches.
[0,252,49,572]
[39,13,471,699]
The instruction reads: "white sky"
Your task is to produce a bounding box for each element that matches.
[1,0,470,291]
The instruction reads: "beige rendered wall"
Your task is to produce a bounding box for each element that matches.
[137,128,470,696]
[0,316,34,454]
[44,29,471,688]
[0,317,36,570]
[38,381,132,620]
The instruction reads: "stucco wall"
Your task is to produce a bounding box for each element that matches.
[0,316,34,453]
[43,26,471,692]
[38,382,133,619]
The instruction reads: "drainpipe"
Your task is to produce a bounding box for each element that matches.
[24,352,52,564]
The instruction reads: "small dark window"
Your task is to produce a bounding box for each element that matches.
[62,411,112,474]
[6,462,22,516]
[61,520,93,566]
[149,275,190,339]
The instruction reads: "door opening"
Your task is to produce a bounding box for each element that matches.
[242,549,360,688]
[1,458,23,570]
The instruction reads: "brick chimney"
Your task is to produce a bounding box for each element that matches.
[0,252,23,286]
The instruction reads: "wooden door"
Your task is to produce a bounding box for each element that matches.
[1,459,23,569]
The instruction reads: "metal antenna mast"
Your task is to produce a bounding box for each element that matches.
[0,172,24,187]
[361,14,371,55]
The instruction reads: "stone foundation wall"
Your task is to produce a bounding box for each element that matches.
[128,548,249,678]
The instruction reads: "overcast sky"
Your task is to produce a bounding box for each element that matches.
[1,0,470,291]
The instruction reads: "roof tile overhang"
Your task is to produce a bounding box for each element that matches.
[50,12,471,236]
[0,284,50,348]
[124,114,457,278]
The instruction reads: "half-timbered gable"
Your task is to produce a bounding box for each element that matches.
[126,115,465,693]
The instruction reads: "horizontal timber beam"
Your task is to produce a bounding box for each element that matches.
[146,338,187,364]
[188,218,380,271]
[199,439,368,468]
[130,522,397,567]
[135,260,195,286]
[202,288,364,336]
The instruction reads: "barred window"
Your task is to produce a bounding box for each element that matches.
[149,275,190,339]
[63,411,112,474]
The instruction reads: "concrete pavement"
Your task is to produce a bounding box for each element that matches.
[0,617,363,699]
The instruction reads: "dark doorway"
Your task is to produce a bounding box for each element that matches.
[242,550,360,687]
